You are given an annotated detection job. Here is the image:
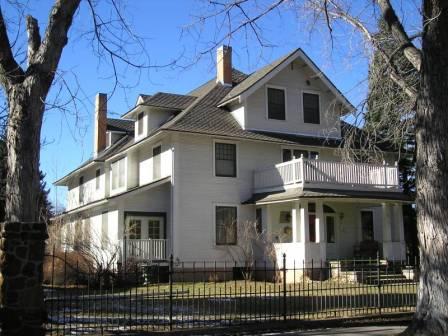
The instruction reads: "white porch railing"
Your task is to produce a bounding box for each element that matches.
[254,158,400,192]
[120,239,167,262]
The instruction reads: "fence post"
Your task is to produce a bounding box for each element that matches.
[377,251,382,316]
[283,253,287,321]
[169,254,174,331]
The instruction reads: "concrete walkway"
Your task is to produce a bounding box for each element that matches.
[255,326,406,335]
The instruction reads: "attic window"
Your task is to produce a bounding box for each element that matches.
[267,87,286,120]
[137,112,144,135]
[303,92,320,124]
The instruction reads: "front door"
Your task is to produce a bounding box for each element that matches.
[125,215,165,240]
[325,214,339,259]
[361,210,374,241]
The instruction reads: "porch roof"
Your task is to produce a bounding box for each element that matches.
[243,188,414,205]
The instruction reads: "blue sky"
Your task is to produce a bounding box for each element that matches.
[9,0,418,211]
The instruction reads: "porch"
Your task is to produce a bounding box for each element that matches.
[254,158,400,193]
[256,199,407,267]
[119,239,168,262]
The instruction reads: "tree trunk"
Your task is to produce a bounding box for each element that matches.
[1,80,48,336]
[404,1,448,335]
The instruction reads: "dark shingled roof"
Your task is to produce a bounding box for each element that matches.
[161,69,349,148]
[107,118,134,133]
[243,188,413,204]
[142,92,197,110]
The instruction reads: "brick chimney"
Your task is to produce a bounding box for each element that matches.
[93,93,107,156]
[216,45,232,86]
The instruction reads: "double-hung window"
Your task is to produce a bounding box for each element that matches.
[78,176,84,204]
[137,112,144,136]
[267,87,286,120]
[303,92,320,124]
[215,142,236,177]
[216,206,237,245]
[111,157,126,190]
[95,169,101,190]
[153,145,162,180]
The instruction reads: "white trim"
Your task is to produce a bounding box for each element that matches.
[221,49,354,114]
[265,85,288,121]
[213,203,239,247]
[246,127,341,140]
[301,90,321,125]
[280,146,320,162]
[212,139,239,179]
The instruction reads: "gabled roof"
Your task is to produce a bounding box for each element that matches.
[107,118,134,133]
[218,48,354,114]
[142,92,197,110]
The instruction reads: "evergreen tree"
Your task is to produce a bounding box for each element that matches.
[365,19,417,260]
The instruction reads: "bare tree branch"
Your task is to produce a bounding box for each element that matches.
[0,5,24,88]
[33,0,81,86]
[377,0,422,71]
[26,15,41,65]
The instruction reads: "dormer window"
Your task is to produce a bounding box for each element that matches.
[303,92,320,124]
[267,87,286,120]
[137,112,144,136]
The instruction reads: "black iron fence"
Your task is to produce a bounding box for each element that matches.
[44,252,418,335]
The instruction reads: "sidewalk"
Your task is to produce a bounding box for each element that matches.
[255,326,405,335]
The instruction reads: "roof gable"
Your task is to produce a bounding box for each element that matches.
[219,48,354,114]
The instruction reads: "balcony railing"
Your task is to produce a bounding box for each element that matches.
[254,158,400,192]
[120,239,167,262]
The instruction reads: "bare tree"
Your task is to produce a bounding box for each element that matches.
[226,220,277,280]
[0,1,156,334]
[192,1,448,334]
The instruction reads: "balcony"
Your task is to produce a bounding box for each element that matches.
[120,239,167,262]
[254,158,400,193]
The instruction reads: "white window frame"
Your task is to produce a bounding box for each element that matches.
[135,111,147,140]
[213,139,239,178]
[214,203,239,247]
[280,146,320,162]
[266,85,288,121]
[110,156,127,194]
[301,89,321,125]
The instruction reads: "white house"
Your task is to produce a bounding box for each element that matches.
[54,46,411,268]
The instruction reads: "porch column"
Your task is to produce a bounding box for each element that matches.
[315,200,326,263]
[291,201,300,242]
[299,200,309,242]
[393,203,406,260]
[382,203,393,259]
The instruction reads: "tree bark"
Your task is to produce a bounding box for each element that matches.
[0,1,81,335]
[403,1,448,335]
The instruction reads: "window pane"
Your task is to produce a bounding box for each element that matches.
[309,151,319,159]
[309,214,316,242]
[216,206,237,245]
[215,143,236,177]
[293,150,308,159]
[127,219,141,239]
[282,149,292,162]
[326,216,335,243]
[268,88,286,120]
[96,169,101,190]
[148,220,161,239]
[137,112,144,135]
[303,93,320,124]
[153,145,162,180]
